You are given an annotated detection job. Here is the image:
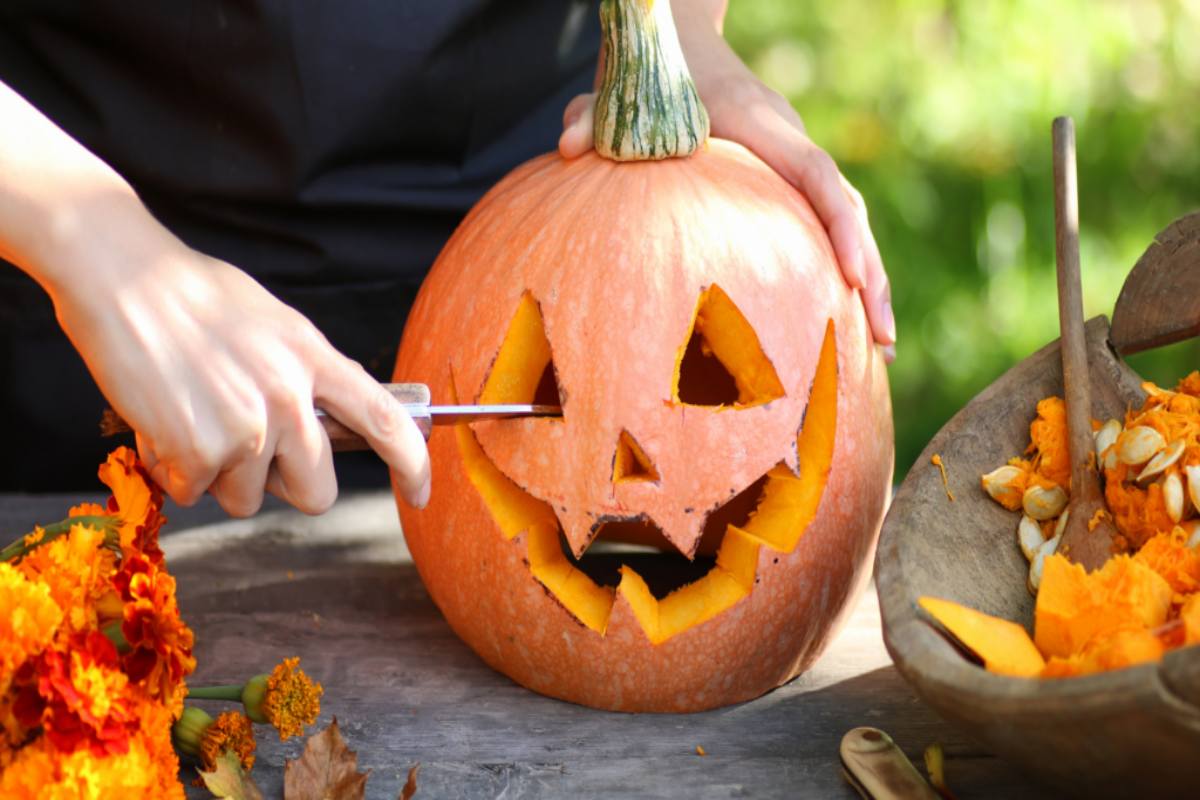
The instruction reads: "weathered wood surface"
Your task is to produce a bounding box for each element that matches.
[876,317,1200,800]
[1110,211,1200,355]
[0,490,1054,799]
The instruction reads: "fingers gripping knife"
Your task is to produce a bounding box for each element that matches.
[99,383,562,449]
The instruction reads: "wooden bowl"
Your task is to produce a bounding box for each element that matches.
[875,314,1200,798]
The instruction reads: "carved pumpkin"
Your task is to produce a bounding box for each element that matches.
[392,0,893,712]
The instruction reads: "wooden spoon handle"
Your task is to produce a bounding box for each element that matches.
[1053,117,1100,506]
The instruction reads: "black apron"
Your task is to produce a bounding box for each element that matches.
[0,1,599,490]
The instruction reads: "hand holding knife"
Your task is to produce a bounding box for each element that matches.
[101,382,562,449]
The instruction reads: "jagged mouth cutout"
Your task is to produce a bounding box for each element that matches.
[455,289,837,644]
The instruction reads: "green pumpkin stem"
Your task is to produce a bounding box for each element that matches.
[594,0,709,161]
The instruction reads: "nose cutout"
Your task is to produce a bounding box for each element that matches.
[613,430,660,483]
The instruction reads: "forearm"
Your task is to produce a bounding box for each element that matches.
[672,0,726,34]
[0,80,161,300]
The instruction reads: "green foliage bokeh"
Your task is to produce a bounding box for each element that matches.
[724,0,1200,479]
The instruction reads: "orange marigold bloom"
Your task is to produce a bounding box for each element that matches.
[14,632,137,757]
[199,711,257,772]
[0,697,184,800]
[0,563,63,693]
[114,554,196,718]
[16,524,116,640]
[98,446,165,564]
[249,657,323,740]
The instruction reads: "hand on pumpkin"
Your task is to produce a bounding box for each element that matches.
[0,81,431,515]
[558,4,896,361]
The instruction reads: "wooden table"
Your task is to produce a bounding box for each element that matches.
[1,491,1054,799]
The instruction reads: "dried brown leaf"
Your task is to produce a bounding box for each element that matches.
[283,717,370,800]
[199,750,265,800]
[398,763,420,800]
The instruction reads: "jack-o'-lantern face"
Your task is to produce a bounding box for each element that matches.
[459,288,838,642]
[393,142,894,712]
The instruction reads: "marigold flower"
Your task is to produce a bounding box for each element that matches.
[243,657,323,740]
[98,446,165,564]
[0,697,184,800]
[0,563,63,693]
[14,631,138,757]
[200,711,257,772]
[15,524,116,640]
[115,555,196,717]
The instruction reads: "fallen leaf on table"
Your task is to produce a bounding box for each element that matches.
[200,750,265,800]
[284,717,370,800]
[398,763,420,800]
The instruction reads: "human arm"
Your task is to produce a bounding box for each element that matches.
[0,80,431,514]
[559,0,895,358]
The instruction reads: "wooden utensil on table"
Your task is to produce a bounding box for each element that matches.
[839,727,939,800]
[100,382,561,451]
[1052,116,1119,571]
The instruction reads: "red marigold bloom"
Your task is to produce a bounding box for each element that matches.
[118,558,196,717]
[14,632,138,757]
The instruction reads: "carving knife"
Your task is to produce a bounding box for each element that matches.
[99,382,561,451]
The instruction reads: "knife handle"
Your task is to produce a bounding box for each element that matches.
[99,382,434,450]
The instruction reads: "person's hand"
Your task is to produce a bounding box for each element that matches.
[48,202,431,517]
[559,9,895,361]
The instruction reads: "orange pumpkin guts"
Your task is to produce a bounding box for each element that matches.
[389,0,894,711]
[931,373,1200,681]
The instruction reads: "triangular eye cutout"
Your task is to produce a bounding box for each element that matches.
[479,292,563,406]
[673,284,785,408]
[612,430,660,483]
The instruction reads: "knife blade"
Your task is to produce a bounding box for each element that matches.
[99,382,562,451]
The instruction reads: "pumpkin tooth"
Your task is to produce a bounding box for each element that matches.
[1164,471,1184,524]
[1023,484,1067,520]
[1018,515,1044,562]
[1027,534,1060,595]
[1116,425,1166,466]
[1136,439,1185,484]
[981,465,1026,509]
[1094,419,1122,471]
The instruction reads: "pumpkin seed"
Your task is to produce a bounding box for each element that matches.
[1116,426,1166,466]
[1053,508,1070,539]
[1028,534,1060,595]
[1136,439,1185,483]
[1187,465,1200,514]
[1164,471,1184,524]
[982,465,1025,507]
[1185,520,1200,550]
[1023,484,1067,520]
[1094,419,1122,471]
[1018,515,1044,562]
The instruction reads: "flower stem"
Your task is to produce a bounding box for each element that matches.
[188,685,246,701]
[1,514,118,562]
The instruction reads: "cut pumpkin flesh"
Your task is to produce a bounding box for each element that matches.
[459,302,838,643]
[918,596,1046,677]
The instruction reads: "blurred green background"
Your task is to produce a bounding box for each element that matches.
[723,0,1200,479]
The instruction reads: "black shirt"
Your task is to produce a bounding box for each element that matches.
[0,1,599,489]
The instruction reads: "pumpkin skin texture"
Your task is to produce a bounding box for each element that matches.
[392,138,894,712]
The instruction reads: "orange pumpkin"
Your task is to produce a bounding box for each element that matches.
[391,0,893,711]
